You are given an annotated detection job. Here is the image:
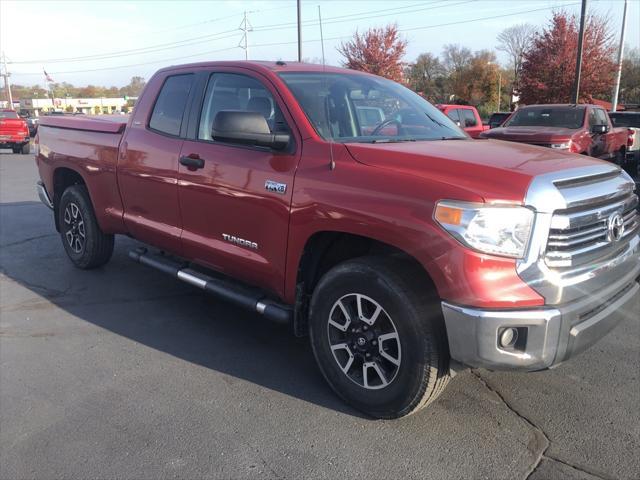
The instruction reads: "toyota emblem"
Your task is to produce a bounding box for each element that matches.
[607,213,625,242]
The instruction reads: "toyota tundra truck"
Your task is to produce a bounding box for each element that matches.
[480,104,629,166]
[35,62,639,419]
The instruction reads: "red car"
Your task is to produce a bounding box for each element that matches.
[35,62,639,419]
[0,109,31,154]
[481,104,629,165]
[436,104,490,138]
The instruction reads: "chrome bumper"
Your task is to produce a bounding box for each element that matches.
[36,181,53,209]
[442,270,639,371]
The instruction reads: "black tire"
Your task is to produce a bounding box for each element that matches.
[11,146,20,154]
[21,142,31,154]
[309,257,450,419]
[58,185,114,269]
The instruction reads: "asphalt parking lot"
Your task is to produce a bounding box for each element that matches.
[0,151,638,480]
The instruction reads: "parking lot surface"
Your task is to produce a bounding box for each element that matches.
[1,151,638,479]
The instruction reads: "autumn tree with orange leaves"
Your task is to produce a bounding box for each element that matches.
[519,12,616,104]
[338,24,407,83]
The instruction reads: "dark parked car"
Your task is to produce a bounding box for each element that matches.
[488,112,511,129]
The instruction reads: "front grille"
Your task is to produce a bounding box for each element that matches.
[545,188,639,269]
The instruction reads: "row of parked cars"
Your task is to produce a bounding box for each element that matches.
[437,103,639,179]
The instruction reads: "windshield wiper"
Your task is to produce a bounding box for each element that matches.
[369,138,417,143]
[440,136,467,140]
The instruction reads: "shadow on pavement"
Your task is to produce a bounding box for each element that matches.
[0,200,366,418]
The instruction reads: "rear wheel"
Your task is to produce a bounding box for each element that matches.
[309,257,450,419]
[58,185,114,269]
[21,142,31,154]
[11,145,20,154]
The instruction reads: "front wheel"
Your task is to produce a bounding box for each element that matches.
[58,185,114,269]
[309,257,450,419]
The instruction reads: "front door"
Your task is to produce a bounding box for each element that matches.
[177,71,300,297]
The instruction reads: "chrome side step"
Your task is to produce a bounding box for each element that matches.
[129,248,292,324]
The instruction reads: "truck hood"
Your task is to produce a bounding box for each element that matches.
[481,126,577,143]
[345,138,604,203]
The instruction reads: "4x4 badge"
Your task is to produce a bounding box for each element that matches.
[265,180,287,195]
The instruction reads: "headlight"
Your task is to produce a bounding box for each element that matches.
[434,200,534,258]
[549,142,571,150]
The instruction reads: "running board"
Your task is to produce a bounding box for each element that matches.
[129,248,292,324]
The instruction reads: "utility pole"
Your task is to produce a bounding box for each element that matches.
[611,0,628,112]
[238,11,253,60]
[497,70,502,112]
[1,52,13,107]
[572,0,588,103]
[297,0,302,62]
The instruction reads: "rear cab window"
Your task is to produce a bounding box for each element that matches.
[149,74,195,136]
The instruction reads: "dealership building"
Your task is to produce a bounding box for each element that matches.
[17,97,132,116]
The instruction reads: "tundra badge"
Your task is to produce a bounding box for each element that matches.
[265,180,287,195]
[222,233,258,250]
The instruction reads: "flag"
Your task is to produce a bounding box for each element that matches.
[44,69,53,82]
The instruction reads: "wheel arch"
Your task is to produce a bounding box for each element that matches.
[52,167,87,231]
[291,230,439,337]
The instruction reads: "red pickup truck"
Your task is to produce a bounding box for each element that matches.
[436,104,489,138]
[0,109,31,154]
[35,62,640,419]
[480,104,629,165]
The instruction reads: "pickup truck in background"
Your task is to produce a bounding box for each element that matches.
[487,111,511,129]
[480,104,629,167]
[35,61,640,419]
[436,104,489,138]
[0,109,31,154]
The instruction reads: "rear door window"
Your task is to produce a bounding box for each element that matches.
[149,74,195,136]
[595,109,609,126]
[461,109,477,127]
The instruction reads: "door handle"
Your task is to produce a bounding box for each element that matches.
[179,155,205,169]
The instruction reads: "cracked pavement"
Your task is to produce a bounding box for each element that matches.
[1,152,639,479]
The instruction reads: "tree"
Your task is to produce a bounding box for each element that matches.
[519,12,616,104]
[406,53,446,101]
[441,44,472,99]
[496,23,535,96]
[620,47,640,104]
[119,76,146,97]
[338,24,407,82]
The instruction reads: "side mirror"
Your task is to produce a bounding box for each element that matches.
[212,111,290,150]
[591,124,609,135]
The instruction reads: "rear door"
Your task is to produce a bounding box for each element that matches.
[444,108,461,127]
[176,69,300,297]
[118,71,196,253]
[460,108,482,138]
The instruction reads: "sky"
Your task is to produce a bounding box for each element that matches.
[1,0,638,88]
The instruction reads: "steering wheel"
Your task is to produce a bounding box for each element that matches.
[370,118,404,136]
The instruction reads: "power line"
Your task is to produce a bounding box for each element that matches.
[9,1,450,65]
[10,2,581,78]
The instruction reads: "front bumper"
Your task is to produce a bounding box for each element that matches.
[442,270,639,371]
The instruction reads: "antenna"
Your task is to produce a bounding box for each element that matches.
[318,5,335,171]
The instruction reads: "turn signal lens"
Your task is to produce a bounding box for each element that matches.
[434,205,463,225]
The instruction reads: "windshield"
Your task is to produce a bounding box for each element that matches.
[279,72,465,143]
[0,111,19,119]
[609,113,640,128]
[505,107,585,129]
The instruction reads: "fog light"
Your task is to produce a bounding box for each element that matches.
[499,327,518,348]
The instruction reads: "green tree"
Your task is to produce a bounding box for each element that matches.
[406,53,446,102]
[620,47,640,104]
